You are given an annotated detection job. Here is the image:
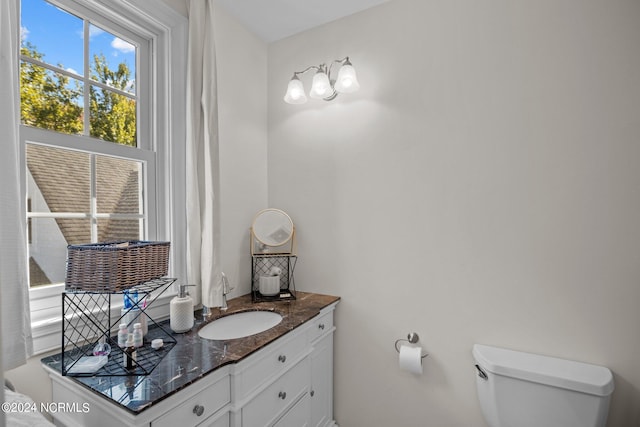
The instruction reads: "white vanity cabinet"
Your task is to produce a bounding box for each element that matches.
[230,303,337,427]
[273,393,310,427]
[47,365,231,427]
[46,301,338,427]
[308,311,334,427]
[150,372,230,427]
[239,357,310,426]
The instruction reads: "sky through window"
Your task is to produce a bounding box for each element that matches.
[21,0,136,85]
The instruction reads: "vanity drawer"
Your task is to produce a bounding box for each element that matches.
[152,375,230,427]
[308,311,333,343]
[242,357,310,427]
[273,393,310,427]
[234,330,309,399]
[197,410,229,427]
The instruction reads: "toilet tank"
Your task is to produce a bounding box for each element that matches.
[472,344,614,427]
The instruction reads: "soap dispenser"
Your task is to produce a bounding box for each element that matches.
[170,284,195,333]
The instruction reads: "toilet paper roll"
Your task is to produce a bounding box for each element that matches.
[399,344,423,375]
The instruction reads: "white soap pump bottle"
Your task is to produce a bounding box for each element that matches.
[170,284,195,333]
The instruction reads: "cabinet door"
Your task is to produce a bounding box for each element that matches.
[310,334,333,427]
[152,374,230,427]
[273,393,310,427]
[197,410,229,427]
[242,358,310,427]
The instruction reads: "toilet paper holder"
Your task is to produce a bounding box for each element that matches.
[394,332,428,359]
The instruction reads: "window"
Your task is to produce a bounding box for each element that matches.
[26,143,149,286]
[20,0,140,144]
[22,0,153,288]
[17,0,188,353]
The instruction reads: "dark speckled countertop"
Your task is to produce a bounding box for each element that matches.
[41,292,340,415]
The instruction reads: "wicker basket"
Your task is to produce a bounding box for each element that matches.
[65,241,170,292]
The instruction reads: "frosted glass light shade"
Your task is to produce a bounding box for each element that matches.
[309,71,332,99]
[334,63,360,94]
[284,77,307,104]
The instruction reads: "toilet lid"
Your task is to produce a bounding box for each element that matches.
[472,344,614,396]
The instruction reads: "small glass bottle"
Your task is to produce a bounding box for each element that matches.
[123,334,136,370]
[93,336,111,356]
[117,323,129,348]
[132,323,143,348]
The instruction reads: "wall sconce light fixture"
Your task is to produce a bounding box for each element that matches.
[284,56,360,104]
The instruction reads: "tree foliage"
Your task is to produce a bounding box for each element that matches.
[20,44,136,147]
[90,54,136,146]
[20,42,83,134]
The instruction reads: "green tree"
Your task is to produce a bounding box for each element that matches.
[20,44,136,147]
[90,54,136,146]
[20,42,83,134]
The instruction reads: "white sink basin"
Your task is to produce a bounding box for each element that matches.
[198,311,283,340]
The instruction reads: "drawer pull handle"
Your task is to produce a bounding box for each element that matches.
[278,391,287,400]
[193,404,205,417]
[318,324,325,330]
[278,354,287,363]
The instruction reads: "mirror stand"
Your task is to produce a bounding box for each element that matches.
[250,227,296,256]
[250,209,297,302]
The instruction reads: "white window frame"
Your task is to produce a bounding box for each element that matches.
[20,0,187,354]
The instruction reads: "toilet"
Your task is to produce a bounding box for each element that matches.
[472,344,614,427]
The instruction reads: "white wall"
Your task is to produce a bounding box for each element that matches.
[268,0,640,425]
[160,0,187,17]
[214,4,269,297]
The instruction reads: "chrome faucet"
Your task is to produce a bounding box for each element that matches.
[202,305,211,318]
[220,272,232,311]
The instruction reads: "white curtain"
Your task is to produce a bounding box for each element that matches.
[186,0,223,308]
[0,0,33,370]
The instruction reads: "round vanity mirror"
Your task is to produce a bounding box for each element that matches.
[252,209,294,247]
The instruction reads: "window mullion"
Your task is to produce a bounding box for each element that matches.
[19,56,82,82]
[90,153,98,242]
[139,161,146,238]
[86,20,97,243]
[27,212,91,219]
[89,78,136,100]
[94,213,144,219]
[83,19,90,137]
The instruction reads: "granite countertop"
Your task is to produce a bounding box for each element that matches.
[41,291,340,415]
